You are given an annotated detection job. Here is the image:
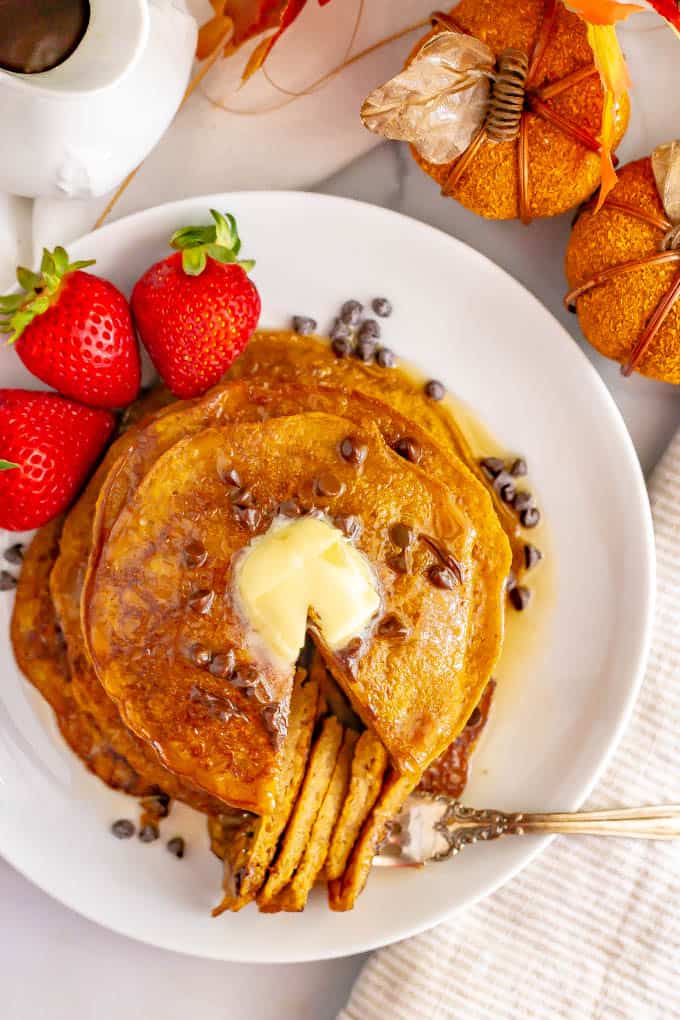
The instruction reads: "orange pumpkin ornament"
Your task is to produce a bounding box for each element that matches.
[361,0,630,222]
[565,143,680,384]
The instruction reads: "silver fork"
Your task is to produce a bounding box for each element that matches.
[374,796,680,866]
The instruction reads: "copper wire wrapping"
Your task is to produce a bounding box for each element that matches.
[485,49,529,143]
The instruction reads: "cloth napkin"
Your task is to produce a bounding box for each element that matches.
[339,432,680,1020]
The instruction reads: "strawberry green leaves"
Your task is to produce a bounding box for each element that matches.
[170,210,255,277]
[1,246,96,343]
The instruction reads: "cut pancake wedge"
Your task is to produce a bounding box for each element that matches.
[325,730,388,881]
[258,715,343,907]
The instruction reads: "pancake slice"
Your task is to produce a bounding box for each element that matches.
[329,770,417,912]
[213,668,319,913]
[325,730,388,881]
[283,726,358,911]
[258,715,343,908]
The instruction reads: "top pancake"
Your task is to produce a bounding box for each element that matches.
[84,404,510,815]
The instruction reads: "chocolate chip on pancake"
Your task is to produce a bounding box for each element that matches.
[377,614,410,640]
[428,564,457,589]
[183,539,208,568]
[393,436,422,463]
[339,436,367,466]
[187,588,214,614]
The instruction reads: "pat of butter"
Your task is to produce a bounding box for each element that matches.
[235,515,381,666]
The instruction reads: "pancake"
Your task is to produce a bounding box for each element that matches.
[258,715,343,907]
[10,520,153,795]
[225,330,526,577]
[325,729,388,881]
[84,409,509,813]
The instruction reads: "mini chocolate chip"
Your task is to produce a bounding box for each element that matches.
[219,466,241,489]
[231,665,260,689]
[331,335,353,358]
[142,793,171,819]
[493,471,516,504]
[375,347,396,368]
[262,703,286,750]
[358,319,380,341]
[278,499,301,518]
[340,300,363,325]
[235,506,261,530]
[428,564,456,589]
[111,819,135,839]
[424,379,445,401]
[339,436,367,466]
[335,514,362,540]
[513,490,533,513]
[506,569,517,592]
[479,457,505,478]
[0,570,16,591]
[372,297,392,317]
[167,836,185,858]
[511,457,527,477]
[330,318,351,342]
[390,522,414,549]
[188,589,214,614]
[394,437,422,464]
[509,585,532,611]
[466,706,482,728]
[189,643,212,667]
[315,472,345,498]
[209,650,236,678]
[524,544,543,570]
[377,614,409,640]
[139,823,160,844]
[355,338,377,362]
[388,550,411,575]
[520,506,541,529]
[4,543,24,565]
[230,486,255,507]
[343,637,363,657]
[184,540,208,568]
[292,315,317,335]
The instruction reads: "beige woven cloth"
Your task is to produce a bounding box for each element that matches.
[340,430,680,1020]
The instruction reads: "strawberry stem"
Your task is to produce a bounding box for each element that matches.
[169,210,255,277]
[0,246,96,344]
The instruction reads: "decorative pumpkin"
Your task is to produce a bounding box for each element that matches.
[565,142,680,385]
[361,0,630,222]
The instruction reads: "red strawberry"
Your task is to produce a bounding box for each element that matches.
[131,210,260,398]
[1,246,140,409]
[0,389,114,531]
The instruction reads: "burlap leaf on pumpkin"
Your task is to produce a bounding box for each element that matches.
[652,141,680,225]
[360,32,494,166]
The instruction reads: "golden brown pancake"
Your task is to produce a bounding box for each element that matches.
[84,409,509,814]
[226,330,526,577]
[325,730,388,881]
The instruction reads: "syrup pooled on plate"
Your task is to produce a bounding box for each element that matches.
[0,0,90,74]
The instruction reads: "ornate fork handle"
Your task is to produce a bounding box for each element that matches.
[431,801,680,862]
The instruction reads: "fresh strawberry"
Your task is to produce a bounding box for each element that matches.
[1,246,140,409]
[0,389,114,531]
[131,210,261,398]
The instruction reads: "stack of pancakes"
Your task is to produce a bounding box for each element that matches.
[11,331,512,912]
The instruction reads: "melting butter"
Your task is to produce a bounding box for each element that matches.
[235,515,381,666]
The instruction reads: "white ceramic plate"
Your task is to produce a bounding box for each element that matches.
[0,192,654,963]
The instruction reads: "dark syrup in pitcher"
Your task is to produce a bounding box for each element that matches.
[0,0,90,74]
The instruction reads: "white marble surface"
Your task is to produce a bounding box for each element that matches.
[3,16,680,1016]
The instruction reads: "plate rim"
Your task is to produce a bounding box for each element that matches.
[0,190,656,963]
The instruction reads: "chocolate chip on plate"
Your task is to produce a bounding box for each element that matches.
[167,836,185,859]
[375,347,396,368]
[424,379,446,401]
[0,570,16,591]
[520,506,541,529]
[331,335,353,358]
[524,544,543,570]
[372,297,392,317]
[479,456,505,478]
[3,543,24,565]
[111,819,135,839]
[358,319,380,342]
[139,823,160,844]
[339,436,367,467]
[509,585,532,611]
[393,437,422,464]
[493,470,516,504]
[292,315,317,335]
[340,300,363,326]
[330,318,351,342]
[511,457,528,477]
[355,338,377,362]
[505,569,517,592]
[513,490,533,513]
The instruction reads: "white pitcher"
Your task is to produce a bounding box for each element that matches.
[0,0,197,198]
